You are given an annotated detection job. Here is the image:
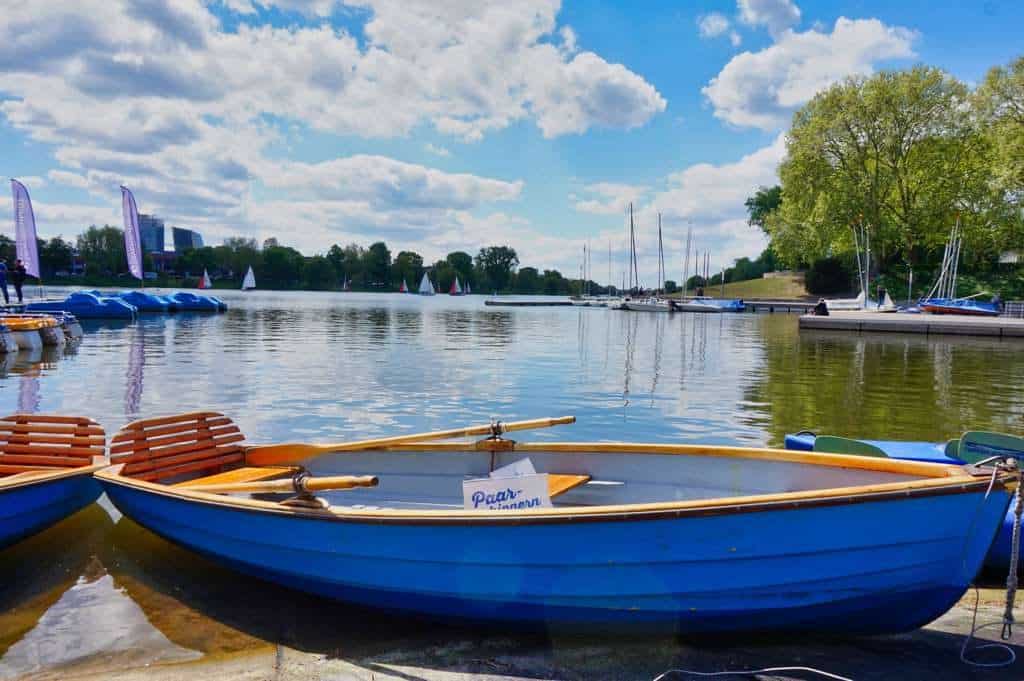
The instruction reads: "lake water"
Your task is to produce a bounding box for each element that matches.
[2,290,1023,676]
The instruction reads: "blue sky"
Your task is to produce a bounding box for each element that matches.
[2,0,1021,280]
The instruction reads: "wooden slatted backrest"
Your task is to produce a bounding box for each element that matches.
[0,414,106,473]
[110,411,247,483]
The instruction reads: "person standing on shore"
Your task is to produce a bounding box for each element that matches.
[0,259,8,305]
[12,259,27,303]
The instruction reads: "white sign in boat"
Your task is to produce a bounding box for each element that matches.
[462,458,552,511]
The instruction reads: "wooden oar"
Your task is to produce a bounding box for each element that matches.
[246,416,576,466]
[181,474,379,495]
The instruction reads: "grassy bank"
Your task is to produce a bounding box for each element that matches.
[671,274,809,300]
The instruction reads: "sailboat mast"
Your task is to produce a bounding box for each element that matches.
[657,213,664,293]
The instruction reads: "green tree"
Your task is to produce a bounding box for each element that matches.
[260,245,304,287]
[302,255,335,289]
[474,245,518,292]
[446,251,474,289]
[514,266,541,293]
[664,280,678,294]
[771,67,986,269]
[39,237,74,277]
[177,246,219,277]
[745,186,782,234]
[220,236,260,279]
[975,56,1024,250]
[362,242,391,287]
[541,269,569,294]
[392,251,424,289]
[77,225,126,276]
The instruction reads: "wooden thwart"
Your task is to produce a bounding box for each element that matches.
[172,466,295,488]
[547,474,591,498]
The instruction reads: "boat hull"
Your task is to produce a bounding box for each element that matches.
[99,473,1008,632]
[920,298,1000,316]
[0,470,102,548]
[784,433,1019,572]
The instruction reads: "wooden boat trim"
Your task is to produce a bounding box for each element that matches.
[0,462,107,492]
[374,441,965,478]
[94,442,1012,526]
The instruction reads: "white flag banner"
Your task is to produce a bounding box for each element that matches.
[120,186,144,280]
[10,179,40,278]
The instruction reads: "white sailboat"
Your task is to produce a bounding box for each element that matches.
[625,213,674,313]
[242,266,256,291]
[418,271,435,296]
[198,268,212,289]
[449,276,463,295]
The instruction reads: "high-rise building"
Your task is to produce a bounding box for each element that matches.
[138,214,165,253]
[172,227,204,252]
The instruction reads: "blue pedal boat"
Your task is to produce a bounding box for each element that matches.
[785,430,1022,572]
[167,291,225,312]
[115,290,171,313]
[1,414,107,548]
[27,291,137,319]
[96,412,1015,633]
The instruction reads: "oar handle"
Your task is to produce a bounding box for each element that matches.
[184,474,378,495]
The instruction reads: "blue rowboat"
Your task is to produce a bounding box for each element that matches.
[785,430,1021,572]
[96,412,1015,633]
[0,414,107,548]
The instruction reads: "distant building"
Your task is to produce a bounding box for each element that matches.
[172,227,204,253]
[138,214,165,253]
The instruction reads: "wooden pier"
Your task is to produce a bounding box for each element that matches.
[800,311,1024,338]
[484,300,574,307]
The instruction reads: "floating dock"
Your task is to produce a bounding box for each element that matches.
[484,300,574,307]
[800,311,1024,338]
[743,299,814,313]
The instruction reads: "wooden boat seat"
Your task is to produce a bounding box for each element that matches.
[0,414,105,472]
[110,411,249,483]
[172,466,296,488]
[548,474,591,497]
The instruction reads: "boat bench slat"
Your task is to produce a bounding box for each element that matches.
[111,416,233,443]
[134,452,246,482]
[110,425,241,455]
[0,453,97,467]
[1,433,106,447]
[171,466,296,488]
[0,443,103,458]
[116,411,227,431]
[0,414,99,426]
[0,423,105,437]
[0,464,62,474]
[548,474,591,497]
[122,444,245,475]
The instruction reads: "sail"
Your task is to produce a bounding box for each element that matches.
[199,268,212,289]
[454,276,462,294]
[466,281,471,294]
[418,271,434,294]
[242,266,256,290]
[399,278,408,293]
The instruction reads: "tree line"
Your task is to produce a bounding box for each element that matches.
[0,228,602,295]
[750,56,1024,296]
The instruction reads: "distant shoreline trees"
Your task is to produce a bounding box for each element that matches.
[0,230,595,295]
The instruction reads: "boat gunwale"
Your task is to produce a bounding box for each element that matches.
[93,442,1013,526]
[0,461,108,492]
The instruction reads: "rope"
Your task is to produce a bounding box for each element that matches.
[960,463,1022,668]
[1002,476,1023,639]
[653,667,852,680]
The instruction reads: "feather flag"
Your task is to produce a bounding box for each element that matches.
[10,179,40,278]
[120,186,144,280]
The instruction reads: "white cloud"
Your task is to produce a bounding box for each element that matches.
[573,136,787,280]
[703,17,917,130]
[424,143,451,157]
[698,13,731,39]
[573,182,649,215]
[0,0,664,249]
[729,31,742,47]
[737,0,801,36]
